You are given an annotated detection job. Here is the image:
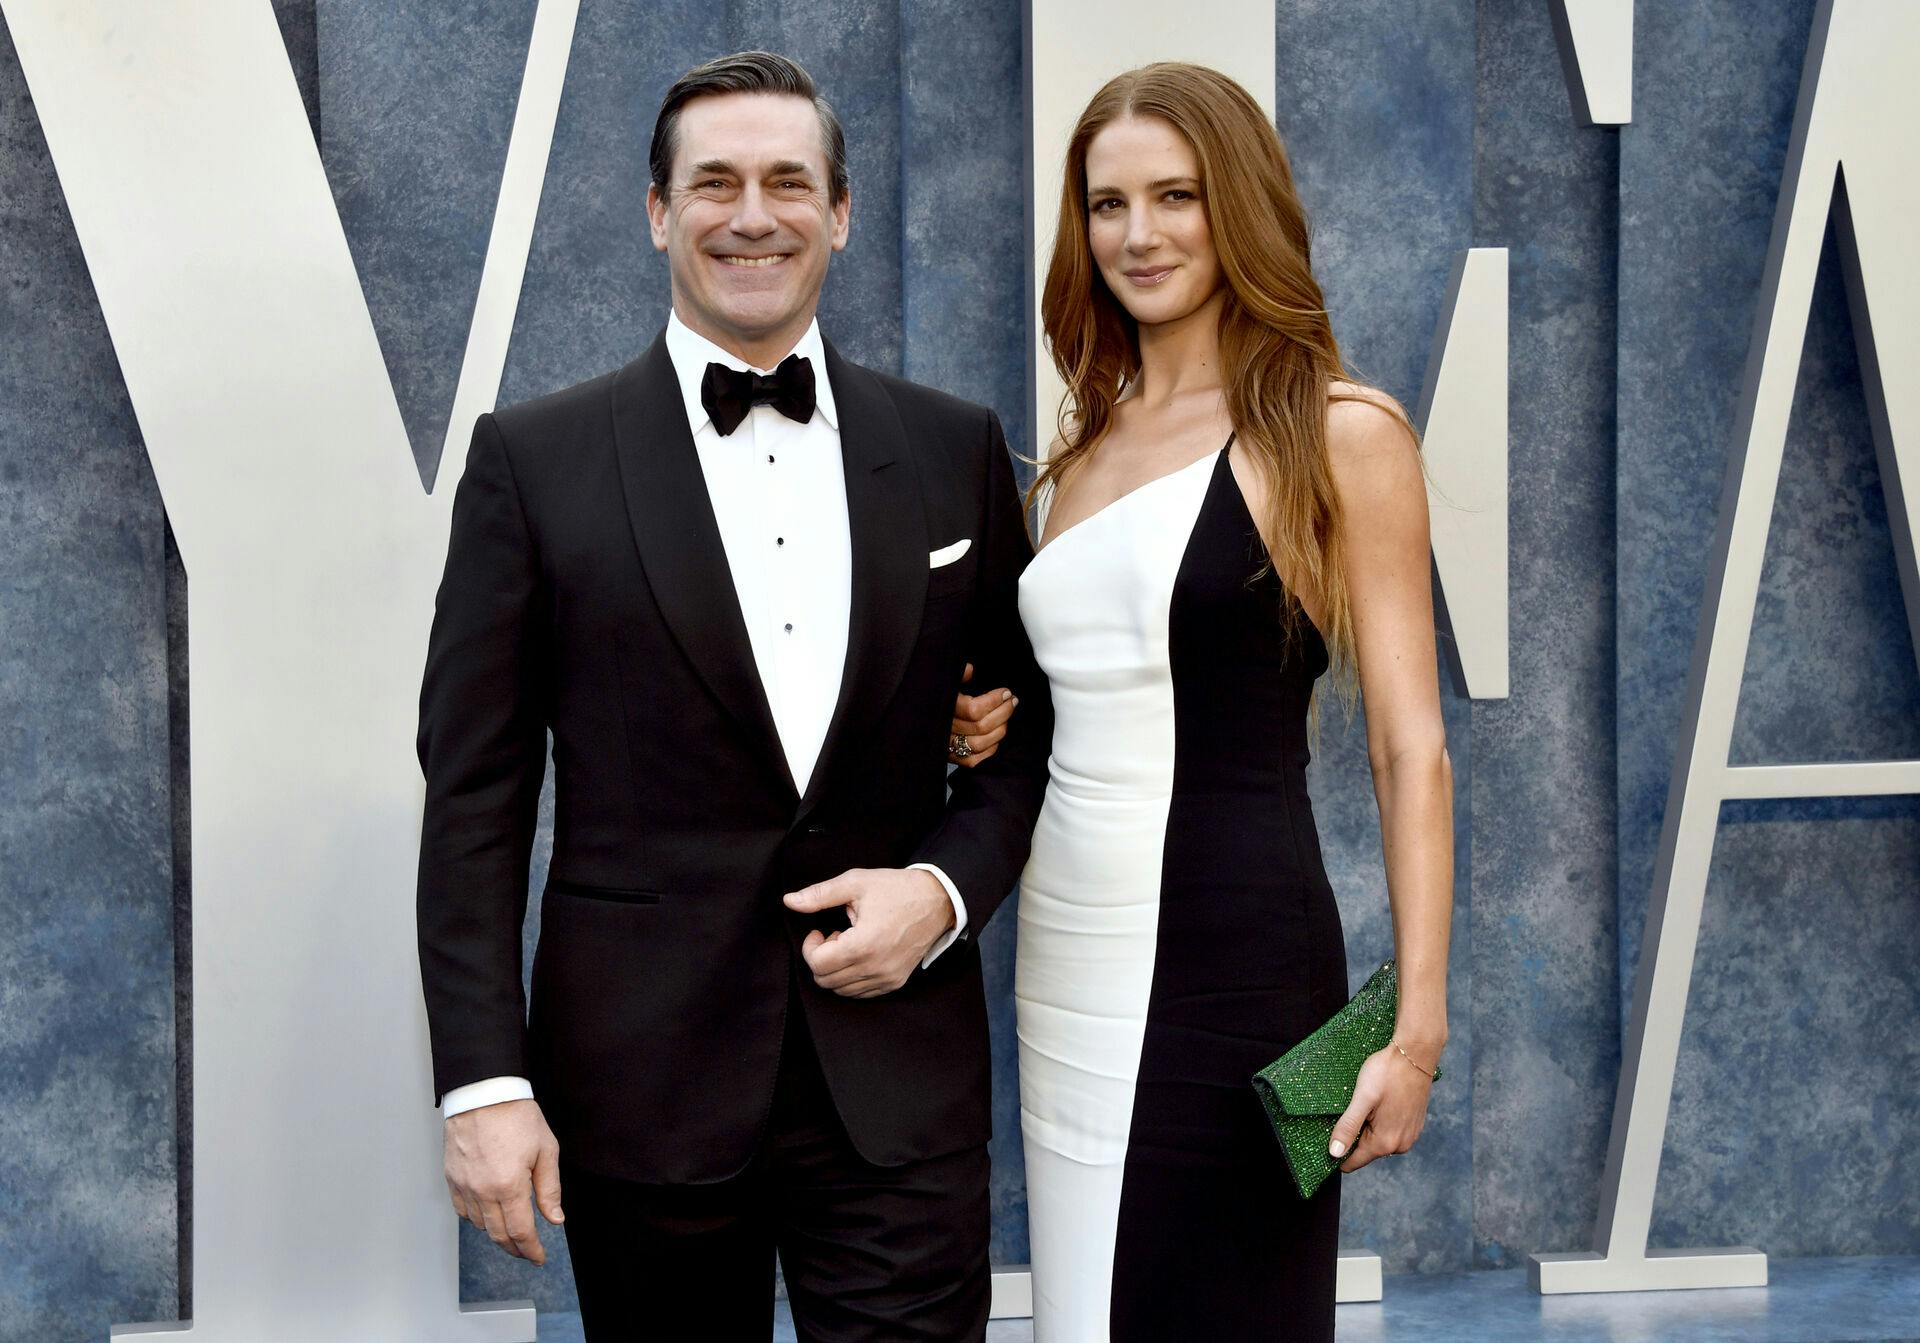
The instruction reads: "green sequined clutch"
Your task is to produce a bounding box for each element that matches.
[1251,959,1440,1200]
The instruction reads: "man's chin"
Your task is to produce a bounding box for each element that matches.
[704,300,812,344]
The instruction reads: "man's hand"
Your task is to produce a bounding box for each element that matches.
[949,662,1017,767]
[783,868,956,997]
[443,1097,564,1264]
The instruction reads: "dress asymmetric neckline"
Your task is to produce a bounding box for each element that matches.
[1023,441,1328,658]
[1026,443,1229,574]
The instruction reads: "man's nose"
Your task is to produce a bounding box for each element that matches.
[730,182,777,237]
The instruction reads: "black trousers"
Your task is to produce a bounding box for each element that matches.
[558,984,991,1342]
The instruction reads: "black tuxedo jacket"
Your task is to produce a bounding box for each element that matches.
[415,330,1053,1183]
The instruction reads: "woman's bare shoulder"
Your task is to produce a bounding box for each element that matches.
[1327,378,1409,421]
[1326,381,1417,464]
[1323,382,1425,530]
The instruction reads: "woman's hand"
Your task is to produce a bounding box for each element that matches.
[1327,1040,1441,1174]
[948,662,1018,767]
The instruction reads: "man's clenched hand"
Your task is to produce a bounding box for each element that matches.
[443,1097,564,1264]
[783,868,956,997]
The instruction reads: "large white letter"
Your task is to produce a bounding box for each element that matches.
[1549,0,1634,126]
[1531,0,1920,1295]
[1422,248,1511,702]
[2,0,577,1336]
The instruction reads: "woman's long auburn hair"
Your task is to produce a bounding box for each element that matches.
[1034,62,1422,731]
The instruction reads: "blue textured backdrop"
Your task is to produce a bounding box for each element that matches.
[0,0,1914,1337]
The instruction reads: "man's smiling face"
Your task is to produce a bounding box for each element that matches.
[647,91,850,366]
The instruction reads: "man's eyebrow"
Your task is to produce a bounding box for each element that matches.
[685,158,818,181]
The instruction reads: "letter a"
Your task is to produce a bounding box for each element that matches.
[1532,0,1920,1295]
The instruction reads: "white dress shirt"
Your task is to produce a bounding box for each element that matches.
[441,312,968,1119]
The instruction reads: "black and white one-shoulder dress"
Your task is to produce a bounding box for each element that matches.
[1015,441,1350,1342]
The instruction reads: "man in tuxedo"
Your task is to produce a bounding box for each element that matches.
[414,49,1050,1341]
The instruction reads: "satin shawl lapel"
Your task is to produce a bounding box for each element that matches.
[609,332,795,799]
[798,340,928,820]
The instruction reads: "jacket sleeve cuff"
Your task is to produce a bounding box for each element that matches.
[907,862,968,968]
[440,1075,535,1119]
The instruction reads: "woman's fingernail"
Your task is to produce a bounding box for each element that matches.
[1329,1140,1346,1158]
[1002,690,1012,702]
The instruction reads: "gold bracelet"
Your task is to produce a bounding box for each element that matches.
[1392,1039,1440,1081]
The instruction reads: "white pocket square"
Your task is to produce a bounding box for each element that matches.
[929,539,972,568]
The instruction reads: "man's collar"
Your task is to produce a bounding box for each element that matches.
[664,309,839,435]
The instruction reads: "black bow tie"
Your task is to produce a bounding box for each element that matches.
[700,354,816,436]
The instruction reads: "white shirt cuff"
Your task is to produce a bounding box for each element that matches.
[907,862,968,968]
[440,1075,535,1119]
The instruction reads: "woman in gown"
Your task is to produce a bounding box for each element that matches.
[1007,63,1455,1341]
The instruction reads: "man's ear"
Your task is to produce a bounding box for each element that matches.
[647,182,669,253]
[829,188,851,253]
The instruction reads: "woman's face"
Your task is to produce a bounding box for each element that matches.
[1083,115,1222,329]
